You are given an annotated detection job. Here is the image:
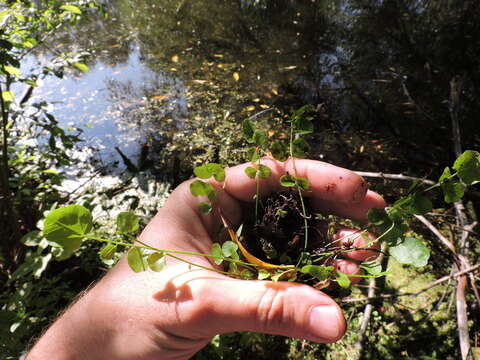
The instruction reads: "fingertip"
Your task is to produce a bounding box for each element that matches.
[334,259,363,285]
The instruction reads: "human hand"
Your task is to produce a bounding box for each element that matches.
[27,159,385,360]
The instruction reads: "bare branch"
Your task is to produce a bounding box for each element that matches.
[414,215,456,254]
[354,171,435,185]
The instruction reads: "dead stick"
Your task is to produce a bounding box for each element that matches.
[414,215,456,254]
[354,171,435,185]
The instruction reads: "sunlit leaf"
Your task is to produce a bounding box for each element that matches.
[211,243,223,265]
[222,241,238,258]
[194,163,225,182]
[245,166,258,179]
[20,231,43,246]
[73,62,89,73]
[147,252,166,272]
[190,180,215,200]
[116,211,139,234]
[335,271,351,289]
[99,244,117,260]
[3,66,22,77]
[300,265,333,280]
[453,150,480,185]
[257,269,271,280]
[127,247,148,272]
[60,4,82,14]
[1,91,14,103]
[389,237,430,267]
[43,205,92,255]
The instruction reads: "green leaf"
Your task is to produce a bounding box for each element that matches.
[270,140,288,161]
[222,241,238,258]
[147,252,167,272]
[253,130,268,148]
[116,211,139,233]
[127,247,148,272]
[367,208,389,225]
[240,269,255,279]
[3,66,22,77]
[360,262,385,276]
[247,147,260,162]
[257,164,272,179]
[280,174,296,187]
[1,91,14,103]
[439,166,452,183]
[453,150,480,185]
[20,231,43,246]
[300,265,333,280]
[199,202,212,214]
[190,180,215,200]
[211,243,224,265]
[99,244,117,260]
[398,193,432,215]
[292,138,310,158]
[60,4,82,14]
[245,166,258,179]
[389,237,430,267]
[441,181,465,203]
[43,205,92,255]
[335,271,351,289]
[194,163,225,182]
[242,119,255,142]
[293,116,314,135]
[295,176,310,190]
[73,62,89,72]
[257,269,271,280]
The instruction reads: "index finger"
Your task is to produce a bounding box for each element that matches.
[223,158,385,221]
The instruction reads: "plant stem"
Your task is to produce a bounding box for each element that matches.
[165,253,233,276]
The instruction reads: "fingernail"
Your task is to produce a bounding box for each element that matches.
[308,306,342,342]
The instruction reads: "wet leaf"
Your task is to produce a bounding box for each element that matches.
[389,237,430,267]
[453,150,480,185]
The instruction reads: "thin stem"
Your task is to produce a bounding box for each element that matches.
[165,253,234,276]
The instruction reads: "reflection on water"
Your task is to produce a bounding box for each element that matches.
[25,0,480,176]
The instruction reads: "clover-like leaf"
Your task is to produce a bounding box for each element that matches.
[397,193,432,215]
[453,150,480,185]
[280,174,296,187]
[245,166,258,179]
[127,247,148,273]
[335,271,351,289]
[147,252,167,272]
[211,243,224,265]
[43,205,92,255]
[194,163,225,182]
[253,130,268,148]
[222,241,239,258]
[190,180,216,201]
[242,119,255,142]
[99,244,117,260]
[270,140,288,161]
[257,164,272,179]
[300,265,333,281]
[389,237,430,267]
[292,138,310,158]
[257,269,271,280]
[367,208,389,225]
[295,176,310,190]
[116,211,139,234]
[247,147,260,162]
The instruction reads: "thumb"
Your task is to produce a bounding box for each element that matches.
[177,277,346,343]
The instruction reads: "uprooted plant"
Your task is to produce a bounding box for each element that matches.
[29,104,480,294]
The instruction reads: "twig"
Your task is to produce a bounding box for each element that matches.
[353,171,435,185]
[414,215,456,254]
[341,263,480,303]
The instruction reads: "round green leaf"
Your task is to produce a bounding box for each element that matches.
[257,164,272,179]
[389,237,430,267]
[335,271,351,289]
[399,194,433,215]
[300,265,333,280]
[242,119,255,142]
[280,174,296,187]
[292,138,310,158]
[127,247,148,273]
[221,241,238,258]
[295,176,310,190]
[367,208,388,225]
[245,166,258,179]
[148,252,167,272]
[253,130,268,148]
[99,244,117,260]
[211,243,224,265]
[194,163,225,182]
[270,140,288,161]
[453,150,480,185]
[190,180,215,200]
[116,211,139,233]
[43,205,92,254]
[441,181,465,203]
[247,147,261,162]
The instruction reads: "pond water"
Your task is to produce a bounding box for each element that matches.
[25,0,480,178]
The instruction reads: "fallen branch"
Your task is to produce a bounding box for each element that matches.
[341,263,480,303]
[414,214,456,255]
[354,171,435,185]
